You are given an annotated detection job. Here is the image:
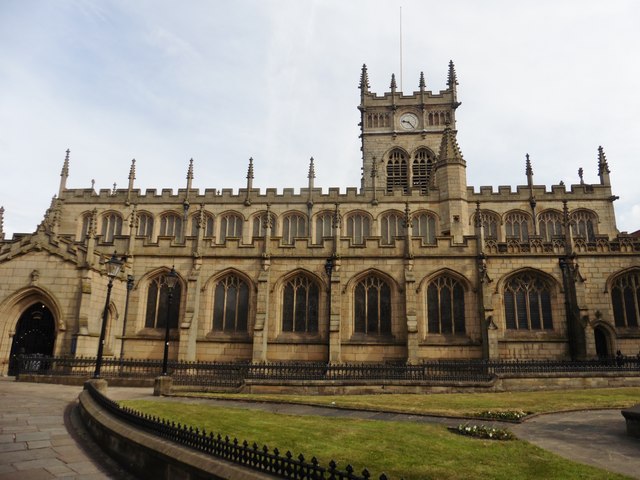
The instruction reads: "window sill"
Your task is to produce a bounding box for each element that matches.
[275,333,325,343]
[203,332,252,342]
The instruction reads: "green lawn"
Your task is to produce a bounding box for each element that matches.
[173,387,640,417]
[121,394,635,480]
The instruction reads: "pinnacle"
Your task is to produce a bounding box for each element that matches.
[419,71,426,90]
[359,64,370,91]
[308,157,315,179]
[598,145,610,175]
[447,60,458,87]
[247,157,254,180]
[187,158,194,180]
[390,73,397,91]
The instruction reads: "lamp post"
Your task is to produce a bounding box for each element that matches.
[94,252,124,378]
[324,256,334,324]
[161,266,178,375]
[119,275,135,360]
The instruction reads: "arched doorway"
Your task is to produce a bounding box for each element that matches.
[594,326,611,359]
[8,303,56,375]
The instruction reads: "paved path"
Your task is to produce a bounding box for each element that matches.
[0,378,638,479]
[0,378,149,479]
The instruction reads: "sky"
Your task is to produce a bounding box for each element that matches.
[1,0,639,237]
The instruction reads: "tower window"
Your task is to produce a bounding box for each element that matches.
[570,210,597,242]
[159,213,182,237]
[315,212,333,244]
[412,149,435,193]
[137,212,154,239]
[386,150,408,193]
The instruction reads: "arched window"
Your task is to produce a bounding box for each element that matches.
[282,213,307,245]
[191,213,214,237]
[538,211,564,242]
[380,212,405,245]
[354,276,391,335]
[315,212,333,244]
[570,210,597,242]
[159,213,182,237]
[611,271,640,328]
[213,275,249,333]
[137,212,154,239]
[252,212,277,238]
[145,275,181,329]
[505,212,530,242]
[427,275,465,334]
[346,212,371,245]
[504,273,553,330]
[101,212,123,243]
[282,275,319,333]
[219,213,243,243]
[79,213,92,241]
[386,150,408,193]
[412,212,437,244]
[412,149,435,193]
[479,211,499,240]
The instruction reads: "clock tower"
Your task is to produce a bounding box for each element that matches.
[358,61,463,194]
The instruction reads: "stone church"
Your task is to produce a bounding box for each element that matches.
[1,62,639,375]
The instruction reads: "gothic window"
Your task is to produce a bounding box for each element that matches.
[159,213,182,237]
[145,275,181,329]
[282,275,319,333]
[380,211,405,245]
[354,276,391,335]
[611,271,640,328]
[479,211,500,240]
[504,273,553,330]
[315,212,333,244]
[137,212,154,239]
[412,212,437,244]
[427,275,465,334]
[412,149,435,193]
[570,210,597,242]
[386,150,408,193]
[252,212,277,238]
[101,212,123,243]
[282,213,307,245]
[538,211,564,242]
[213,275,249,333]
[219,213,243,243]
[346,212,371,245]
[191,213,214,237]
[505,212,530,242]
[80,213,92,241]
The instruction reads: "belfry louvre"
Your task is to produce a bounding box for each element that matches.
[1,61,639,375]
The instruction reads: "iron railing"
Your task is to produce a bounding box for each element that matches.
[15,355,640,387]
[84,381,390,479]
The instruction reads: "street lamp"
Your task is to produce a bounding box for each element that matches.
[325,257,334,334]
[94,252,124,378]
[161,266,178,375]
[119,275,135,360]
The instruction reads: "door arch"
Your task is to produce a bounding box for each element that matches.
[593,325,611,358]
[8,303,56,375]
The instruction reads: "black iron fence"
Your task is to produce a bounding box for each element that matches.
[84,381,390,479]
[15,355,640,387]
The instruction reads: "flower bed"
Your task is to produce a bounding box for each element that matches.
[450,423,515,440]
[472,410,530,422]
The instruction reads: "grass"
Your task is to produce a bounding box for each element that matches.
[121,391,636,480]
[173,387,640,417]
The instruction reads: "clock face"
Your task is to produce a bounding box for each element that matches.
[400,113,419,130]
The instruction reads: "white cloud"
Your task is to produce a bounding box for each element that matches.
[1,0,639,235]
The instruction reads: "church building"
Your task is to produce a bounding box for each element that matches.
[1,62,639,375]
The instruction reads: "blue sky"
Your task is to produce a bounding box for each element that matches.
[1,0,639,236]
